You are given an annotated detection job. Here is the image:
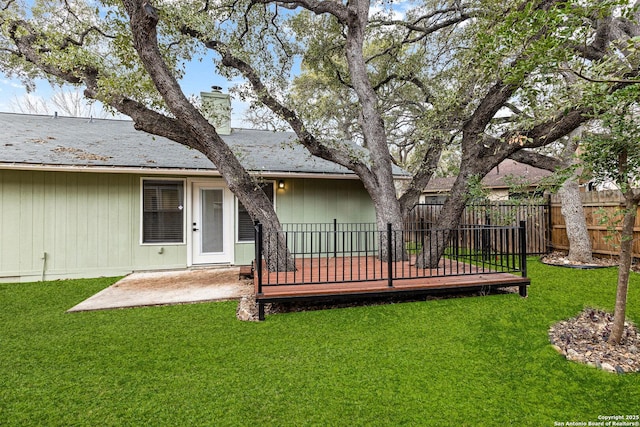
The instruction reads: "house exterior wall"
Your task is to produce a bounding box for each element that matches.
[233,178,376,264]
[0,170,186,283]
[487,189,509,201]
[0,169,375,282]
[422,188,515,203]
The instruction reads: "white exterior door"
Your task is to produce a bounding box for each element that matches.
[191,182,234,264]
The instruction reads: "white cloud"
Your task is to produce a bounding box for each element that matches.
[0,78,25,90]
[369,1,407,21]
[369,5,405,21]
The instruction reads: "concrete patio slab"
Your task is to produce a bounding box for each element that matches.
[68,267,252,312]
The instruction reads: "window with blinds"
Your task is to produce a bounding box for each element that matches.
[237,182,274,242]
[142,180,184,243]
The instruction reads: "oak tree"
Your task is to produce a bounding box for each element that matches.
[2,0,638,267]
[581,86,640,345]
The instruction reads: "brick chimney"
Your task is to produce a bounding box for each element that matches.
[200,86,231,135]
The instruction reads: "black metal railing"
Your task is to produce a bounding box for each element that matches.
[282,221,378,258]
[255,221,527,291]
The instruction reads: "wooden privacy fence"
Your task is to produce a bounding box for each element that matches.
[550,190,640,258]
[408,201,550,255]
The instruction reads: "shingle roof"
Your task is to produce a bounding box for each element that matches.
[424,159,551,192]
[0,112,407,176]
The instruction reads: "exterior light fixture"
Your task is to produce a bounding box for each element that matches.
[278,180,285,189]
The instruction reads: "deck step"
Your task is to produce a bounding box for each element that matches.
[239,264,254,280]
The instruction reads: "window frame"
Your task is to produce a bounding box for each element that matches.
[235,181,276,243]
[140,178,186,245]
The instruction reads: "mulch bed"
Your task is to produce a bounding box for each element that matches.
[542,250,640,373]
[541,250,640,273]
[549,308,640,373]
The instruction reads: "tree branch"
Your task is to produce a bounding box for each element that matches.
[508,150,562,172]
[366,12,472,64]
[2,0,16,11]
[196,36,376,182]
[253,0,348,22]
[8,19,83,84]
[398,138,445,214]
[559,67,640,85]
[5,15,209,151]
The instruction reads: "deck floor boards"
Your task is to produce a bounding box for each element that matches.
[255,256,529,302]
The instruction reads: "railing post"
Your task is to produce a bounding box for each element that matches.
[482,207,491,262]
[255,221,263,295]
[387,223,393,287]
[420,217,425,253]
[519,220,527,277]
[333,218,337,258]
[519,220,528,298]
[454,227,459,261]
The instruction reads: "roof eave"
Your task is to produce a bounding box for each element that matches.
[0,162,382,180]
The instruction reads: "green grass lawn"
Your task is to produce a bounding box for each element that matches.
[1,259,639,426]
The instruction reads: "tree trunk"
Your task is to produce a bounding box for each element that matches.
[415,170,471,268]
[372,192,407,262]
[608,196,638,344]
[121,0,295,272]
[234,185,295,272]
[558,128,593,263]
[559,179,593,263]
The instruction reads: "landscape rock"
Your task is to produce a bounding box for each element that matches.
[540,250,640,272]
[549,308,640,373]
[566,348,580,360]
[236,295,259,322]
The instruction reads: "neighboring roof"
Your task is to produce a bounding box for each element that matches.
[0,112,407,177]
[424,159,552,193]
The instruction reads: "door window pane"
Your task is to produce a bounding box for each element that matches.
[202,189,224,252]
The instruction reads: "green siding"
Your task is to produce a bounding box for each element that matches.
[233,178,375,265]
[275,178,374,223]
[1,173,22,276]
[0,170,187,282]
[1,171,375,280]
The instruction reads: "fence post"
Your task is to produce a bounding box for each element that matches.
[546,194,553,254]
[255,222,263,295]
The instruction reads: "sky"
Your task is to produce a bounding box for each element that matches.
[0,51,252,127]
[0,0,407,127]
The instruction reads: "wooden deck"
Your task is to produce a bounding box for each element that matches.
[255,256,529,319]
